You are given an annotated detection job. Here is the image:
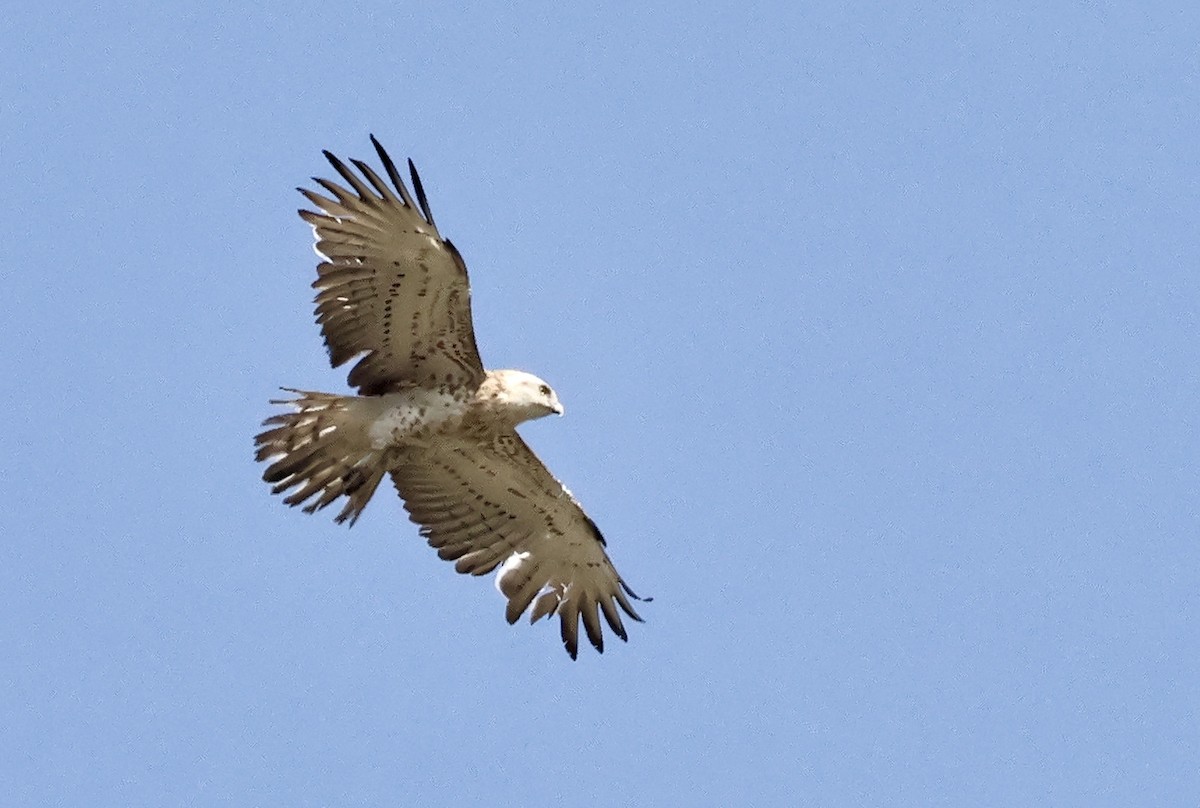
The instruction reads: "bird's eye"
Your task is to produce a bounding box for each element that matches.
[538,384,551,396]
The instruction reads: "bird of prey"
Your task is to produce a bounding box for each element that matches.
[254,136,648,659]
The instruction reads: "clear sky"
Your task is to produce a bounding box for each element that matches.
[4,2,1197,805]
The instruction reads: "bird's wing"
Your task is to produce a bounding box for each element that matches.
[390,431,647,659]
[298,136,484,394]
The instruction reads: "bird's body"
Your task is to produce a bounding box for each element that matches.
[365,387,471,449]
[255,137,647,658]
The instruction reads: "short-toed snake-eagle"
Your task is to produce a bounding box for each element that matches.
[254,137,648,659]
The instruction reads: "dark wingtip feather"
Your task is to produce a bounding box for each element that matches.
[621,579,653,603]
[319,149,374,199]
[369,135,419,211]
[582,603,605,654]
[599,599,628,643]
[560,603,581,660]
[407,158,436,226]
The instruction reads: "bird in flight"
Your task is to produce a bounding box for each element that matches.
[254,136,648,658]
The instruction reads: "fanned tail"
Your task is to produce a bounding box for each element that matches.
[254,389,386,526]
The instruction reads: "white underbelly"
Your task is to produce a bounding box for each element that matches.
[367,390,469,449]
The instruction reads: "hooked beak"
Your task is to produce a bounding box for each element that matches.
[551,402,564,416]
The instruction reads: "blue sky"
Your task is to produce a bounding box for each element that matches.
[4,2,1197,805]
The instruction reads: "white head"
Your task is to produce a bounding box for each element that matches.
[480,369,564,424]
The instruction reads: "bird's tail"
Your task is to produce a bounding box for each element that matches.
[254,389,387,526]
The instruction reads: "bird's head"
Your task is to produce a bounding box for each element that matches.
[482,369,564,424]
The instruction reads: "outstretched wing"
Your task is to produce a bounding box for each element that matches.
[390,432,648,659]
[299,136,484,394]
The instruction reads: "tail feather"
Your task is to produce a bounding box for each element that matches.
[254,389,387,526]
